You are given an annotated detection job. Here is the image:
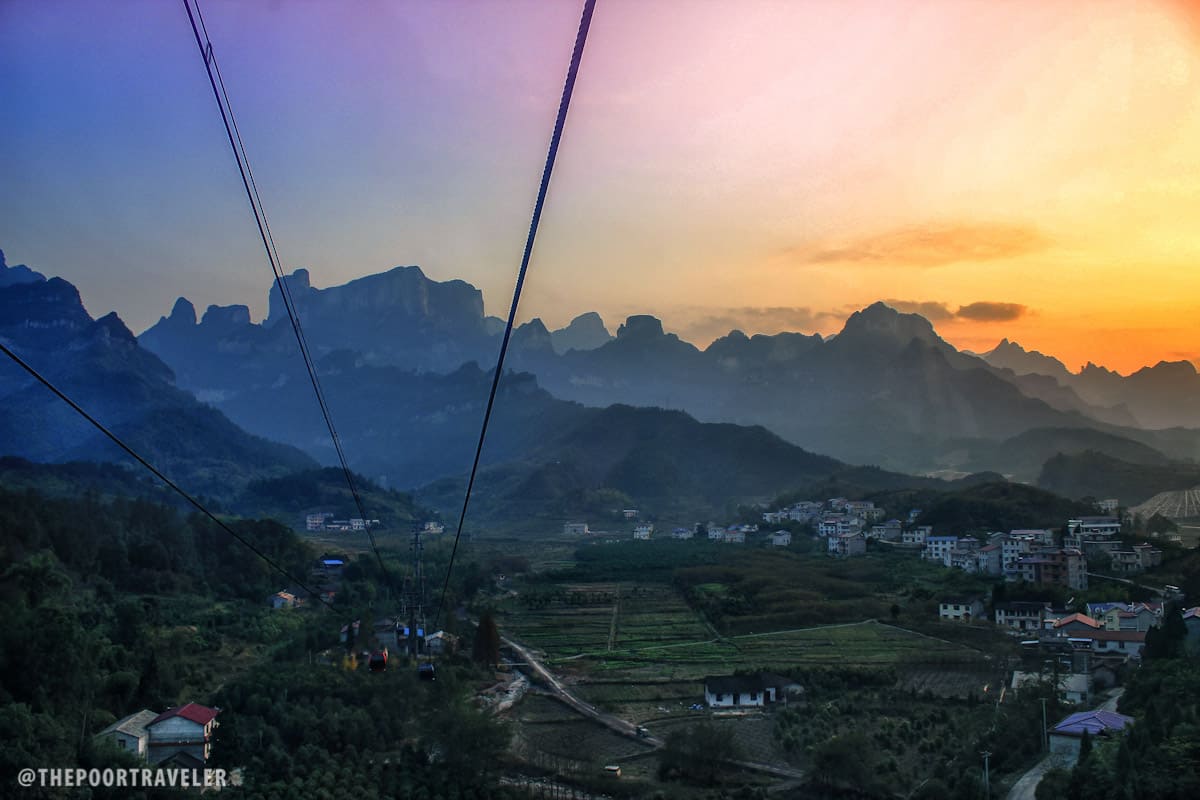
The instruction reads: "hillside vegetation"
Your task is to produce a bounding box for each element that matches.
[1038,450,1200,506]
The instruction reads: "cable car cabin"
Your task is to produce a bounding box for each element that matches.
[368,647,388,672]
[417,663,436,681]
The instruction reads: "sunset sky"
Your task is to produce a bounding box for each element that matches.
[2,0,1198,374]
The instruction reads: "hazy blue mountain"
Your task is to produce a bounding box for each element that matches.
[958,426,1172,481]
[0,249,47,288]
[982,339,1200,429]
[549,311,613,353]
[982,338,1074,383]
[0,265,316,499]
[136,265,1200,475]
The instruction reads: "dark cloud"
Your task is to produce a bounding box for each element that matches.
[673,306,824,344]
[955,301,1028,322]
[804,222,1048,267]
[881,299,955,321]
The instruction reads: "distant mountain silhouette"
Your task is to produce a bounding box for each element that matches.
[981,339,1200,429]
[0,263,316,499]
[135,263,1199,475]
[0,249,47,288]
[549,312,612,354]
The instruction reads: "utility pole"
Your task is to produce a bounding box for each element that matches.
[981,750,991,798]
[1042,697,1049,753]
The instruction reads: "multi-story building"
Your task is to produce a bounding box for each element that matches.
[924,535,959,567]
[995,601,1050,633]
[975,544,1003,575]
[1002,533,1039,575]
[1010,528,1056,546]
[1065,517,1122,551]
[1015,548,1088,590]
[868,520,903,541]
[827,531,866,558]
[903,525,932,546]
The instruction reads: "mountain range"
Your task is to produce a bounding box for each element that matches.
[5,248,1200,517]
[0,250,317,501]
[137,263,1200,481]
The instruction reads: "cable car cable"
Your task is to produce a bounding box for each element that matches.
[0,341,339,613]
[181,0,388,581]
[432,0,598,630]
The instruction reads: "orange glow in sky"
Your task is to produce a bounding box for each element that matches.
[2,0,1198,375]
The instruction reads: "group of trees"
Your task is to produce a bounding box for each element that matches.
[0,484,519,799]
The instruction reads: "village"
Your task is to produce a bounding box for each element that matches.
[238,492,1200,795]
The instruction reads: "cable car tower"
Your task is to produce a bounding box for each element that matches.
[397,524,428,658]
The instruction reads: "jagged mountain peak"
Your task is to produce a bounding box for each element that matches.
[0,249,48,288]
[513,318,555,351]
[169,297,197,325]
[90,311,138,346]
[616,314,665,340]
[1139,360,1198,377]
[550,311,612,354]
[981,337,1072,380]
[835,301,941,350]
[200,304,251,330]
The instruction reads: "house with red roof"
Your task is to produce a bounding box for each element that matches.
[1052,613,1102,636]
[146,703,220,767]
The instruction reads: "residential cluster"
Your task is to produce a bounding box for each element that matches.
[566,501,1167,595]
[304,512,382,532]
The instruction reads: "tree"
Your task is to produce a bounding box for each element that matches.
[658,721,740,786]
[891,603,901,621]
[811,733,877,792]
[472,613,500,666]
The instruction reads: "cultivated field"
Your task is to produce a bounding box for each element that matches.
[498,580,991,685]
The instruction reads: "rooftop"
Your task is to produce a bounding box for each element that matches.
[149,703,220,727]
[1052,709,1134,737]
[98,709,158,739]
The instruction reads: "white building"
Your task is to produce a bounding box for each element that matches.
[770,530,792,547]
[924,535,959,567]
[633,524,654,540]
[563,522,590,536]
[939,597,985,622]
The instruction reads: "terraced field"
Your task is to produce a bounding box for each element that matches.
[498,581,985,683]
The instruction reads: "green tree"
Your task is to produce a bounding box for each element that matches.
[471,613,500,666]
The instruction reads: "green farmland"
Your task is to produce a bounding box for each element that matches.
[496,579,990,682]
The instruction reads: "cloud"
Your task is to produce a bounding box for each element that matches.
[881,299,955,321]
[803,222,1048,267]
[955,301,1028,322]
[880,298,1030,323]
[672,306,827,344]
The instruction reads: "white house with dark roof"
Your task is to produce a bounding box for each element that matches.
[703,674,802,708]
[939,596,985,622]
[95,709,158,758]
[995,601,1050,632]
